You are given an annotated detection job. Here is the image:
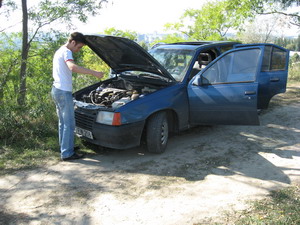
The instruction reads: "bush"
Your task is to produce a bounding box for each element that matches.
[288,63,300,83]
[0,99,60,174]
[0,100,56,143]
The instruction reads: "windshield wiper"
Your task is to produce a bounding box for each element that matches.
[139,73,169,82]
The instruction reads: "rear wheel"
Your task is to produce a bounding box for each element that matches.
[146,112,169,153]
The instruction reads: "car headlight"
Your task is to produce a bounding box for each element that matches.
[96,111,121,126]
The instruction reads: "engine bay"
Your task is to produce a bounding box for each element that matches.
[79,76,164,108]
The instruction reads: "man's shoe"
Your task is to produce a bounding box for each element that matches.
[62,153,84,161]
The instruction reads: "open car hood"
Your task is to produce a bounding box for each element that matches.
[84,35,175,81]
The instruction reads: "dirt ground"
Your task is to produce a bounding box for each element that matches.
[1,86,300,225]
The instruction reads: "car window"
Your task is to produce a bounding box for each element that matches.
[201,49,261,85]
[271,47,287,70]
[262,46,287,72]
[149,48,194,81]
[219,45,234,54]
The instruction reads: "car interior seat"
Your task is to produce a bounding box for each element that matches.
[190,52,213,78]
[198,52,212,67]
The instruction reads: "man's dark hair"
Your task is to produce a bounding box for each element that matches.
[68,32,86,44]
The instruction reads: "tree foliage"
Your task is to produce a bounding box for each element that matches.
[104,27,138,41]
[269,0,300,8]
[1,0,108,105]
[164,0,299,41]
[0,33,21,103]
[0,32,63,146]
[151,34,188,46]
[0,0,17,20]
[259,0,300,27]
[165,0,262,41]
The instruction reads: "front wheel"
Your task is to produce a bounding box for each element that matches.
[146,112,169,153]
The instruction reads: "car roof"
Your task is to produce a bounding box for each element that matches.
[151,41,239,50]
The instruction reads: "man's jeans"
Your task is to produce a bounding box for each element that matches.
[51,86,75,159]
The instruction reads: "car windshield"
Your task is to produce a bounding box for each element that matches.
[149,48,195,81]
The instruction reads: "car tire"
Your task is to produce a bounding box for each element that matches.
[146,112,169,153]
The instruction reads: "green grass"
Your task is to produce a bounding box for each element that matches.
[0,145,59,175]
[226,185,300,225]
[0,103,61,175]
[288,63,300,82]
[194,185,300,225]
[0,102,102,175]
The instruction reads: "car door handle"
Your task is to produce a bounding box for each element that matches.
[245,91,256,95]
[270,77,280,82]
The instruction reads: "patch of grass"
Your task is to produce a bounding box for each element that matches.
[0,103,61,175]
[0,145,60,176]
[230,185,300,225]
[0,102,100,176]
[288,63,300,83]
[197,185,300,225]
[262,82,300,113]
[272,85,300,106]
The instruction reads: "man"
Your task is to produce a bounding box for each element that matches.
[51,32,103,161]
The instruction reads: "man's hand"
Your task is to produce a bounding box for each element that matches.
[93,71,104,79]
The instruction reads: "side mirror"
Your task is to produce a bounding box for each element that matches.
[198,76,203,86]
[193,76,209,86]
[192,76,202,86]
[201,76,210,85]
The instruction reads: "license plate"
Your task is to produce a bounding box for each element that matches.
[75,127,93,139]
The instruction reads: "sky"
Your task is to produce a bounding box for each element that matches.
[0,0,299,36]
[76,0,205,34]
[0,0,204,34]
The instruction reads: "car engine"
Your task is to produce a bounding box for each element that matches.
[80,77,159,108]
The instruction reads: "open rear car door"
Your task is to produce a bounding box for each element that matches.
[234,44,289,109]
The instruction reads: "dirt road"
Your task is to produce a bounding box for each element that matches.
[1,86,300,225]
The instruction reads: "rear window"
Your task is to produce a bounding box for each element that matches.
[262,46,287,72]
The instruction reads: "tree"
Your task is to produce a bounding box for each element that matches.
[164,0,299,42]
[0,33,20,103]
[150,34,187,47]
[291,52,300,62]
[104,27,150,50]
[164,0,259,41]
[259,0,300,27]
[237,13,289,43]
[19,0,28,106]
[0,1,18,29]
[104,27,138,41]
[2,0,108,105]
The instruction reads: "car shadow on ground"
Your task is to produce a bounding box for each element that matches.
[82,128,294,184]
[79,101,299,186]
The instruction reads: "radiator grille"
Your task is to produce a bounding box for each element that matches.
[75,110,96,130]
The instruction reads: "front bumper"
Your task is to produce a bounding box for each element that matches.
[77,120,145,149]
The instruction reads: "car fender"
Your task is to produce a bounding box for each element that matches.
[117,83,189,131]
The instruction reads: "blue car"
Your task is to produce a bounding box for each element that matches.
[73,35,289,153]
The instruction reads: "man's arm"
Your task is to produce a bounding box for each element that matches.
[66,61,104,79]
